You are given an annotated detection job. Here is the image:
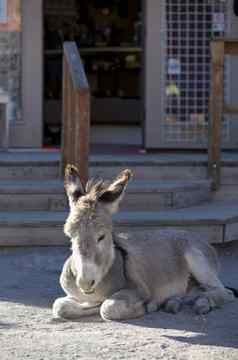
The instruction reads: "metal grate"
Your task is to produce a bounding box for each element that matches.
[161,0,228,144]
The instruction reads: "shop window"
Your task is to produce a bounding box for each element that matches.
[44,0,142,146]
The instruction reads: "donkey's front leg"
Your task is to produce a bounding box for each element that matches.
[52,296,100,320]
[100,289,146,321]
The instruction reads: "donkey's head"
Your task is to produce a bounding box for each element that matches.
[64,165,132,294]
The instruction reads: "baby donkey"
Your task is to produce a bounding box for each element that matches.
[53,166,234,321]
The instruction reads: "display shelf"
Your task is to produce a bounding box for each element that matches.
[45,47,143,56]
[44,46,142,100]
[44,1,76,16]
[80,47,142,54]
[44,97,142,126]
[91,97,141,124]
[45,9,76,16]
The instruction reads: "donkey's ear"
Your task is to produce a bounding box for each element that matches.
[64,164,85,208]
[98,169,132,214]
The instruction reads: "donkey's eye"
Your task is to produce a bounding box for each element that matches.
[97,234,105,243]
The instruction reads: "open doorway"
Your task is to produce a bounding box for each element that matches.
[43,0,143,147]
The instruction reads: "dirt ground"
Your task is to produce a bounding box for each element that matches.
[0,240,238,360]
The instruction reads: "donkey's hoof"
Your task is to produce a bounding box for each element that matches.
[164,297,183,314]
[146,301,159,313]
[193,296,211,315]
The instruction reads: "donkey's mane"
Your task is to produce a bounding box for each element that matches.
[85,178,111,197]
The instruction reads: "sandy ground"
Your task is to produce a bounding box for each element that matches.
[0,241,238,360]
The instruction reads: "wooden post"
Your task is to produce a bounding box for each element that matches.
[61,42,90,184]
[0,94,9,150]
[208,40,224,191]
[69,76,75,166]
[61,57,69,176]
[75,91,90,187]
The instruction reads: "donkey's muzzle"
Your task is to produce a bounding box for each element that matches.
[78,278,95,294]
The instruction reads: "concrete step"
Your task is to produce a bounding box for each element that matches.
[2,151,238,194]
[0,180,67,211]
[124,179,211,210]
[90,152,238,186]
[0,179,211,211]
[0,201,238,246]
[90,153,209,181]
[0,151,208,181]
[1,150,238,182]
[0,151,59,180]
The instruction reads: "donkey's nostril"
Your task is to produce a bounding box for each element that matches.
[90,280,95,287]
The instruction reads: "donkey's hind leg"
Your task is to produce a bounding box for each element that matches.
[163,296,183,314]
[52,296,100,320]
[100,289,146,321]
[185,247,234,314]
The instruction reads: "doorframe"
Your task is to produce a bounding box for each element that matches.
[11,0,43,147]
[144,0,163,149]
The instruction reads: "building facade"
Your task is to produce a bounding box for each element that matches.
[1,0,238,149]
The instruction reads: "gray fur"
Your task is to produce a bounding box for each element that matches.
[52,166,234,321]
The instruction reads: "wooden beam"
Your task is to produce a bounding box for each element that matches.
[224,40,238,55]
[61,42,90,185]
[61,57,70,176]
[223,104,238,114]
[75,91,90,188]
[63,42,89,91]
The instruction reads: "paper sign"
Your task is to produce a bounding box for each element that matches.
[0,0,7,23]
[168,59,181,75]
[212,13,225,32]
[190,113,205,124]
[165,115,177,124]
[166,83,180,96]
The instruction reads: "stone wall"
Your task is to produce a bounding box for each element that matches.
[0,0,21,122]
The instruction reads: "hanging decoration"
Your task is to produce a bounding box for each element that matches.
[166,83,180,96]
[212,12,225,32]
[190,113,205,125]
[168,58,181,75]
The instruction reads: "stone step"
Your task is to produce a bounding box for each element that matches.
[0,151,208,181]
[90,152,238,185]
[1,150,238,186]
[90,153,208,181]
[0,180,66,211]
[0,151,59,180]
[124,179,211,210]
[0,179,211,211]
[0,201,237,246]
